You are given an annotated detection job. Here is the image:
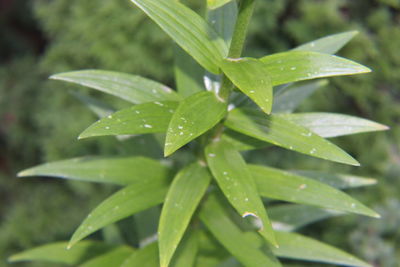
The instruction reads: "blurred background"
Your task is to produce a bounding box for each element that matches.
[0,0,399,266]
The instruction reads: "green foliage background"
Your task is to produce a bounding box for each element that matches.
[1,0,399,266]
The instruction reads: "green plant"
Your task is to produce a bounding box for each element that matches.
[9,0,389,266]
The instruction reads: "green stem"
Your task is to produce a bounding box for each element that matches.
[218,0,256,101]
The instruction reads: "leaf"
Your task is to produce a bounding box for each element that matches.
[292,171,377,189]
[70,91,114,118]
[293,31,359,54]
[165,91,227,156]
[278,113,389,138]
[121,242,159,267]
[159,163,211,267]
[225,108,359,166]
[221,129,270,151]
[69,177,170,247]
[79,101,178,139]
[130,0,228,74]
[249,164,380,218]
[173,45,204,97]
[273,232,372,267]
[134,206,160,247]
[207,0,238,47]
[79,246,134,267]
[8,241,112,265]
[51,70,181,104]
[272,80,328,113]
[18,156,171,186]
[205,140,277,246]
[269,204,342,232]
[170,230,199,267]
[199,192,281,267]
[207,0,235,10]
[221,58,273,114]
[260,51,371,86]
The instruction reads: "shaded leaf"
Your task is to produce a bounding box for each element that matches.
[159,163,211,267]
[272,80,328,113]
[165,91,226,156]
[134,206,160,247]
[293,31,359,54]
[292,171,377,189]
[70,91,114,118]
[207,0,235,10]
[18,156,171,186]
[69,177,170,247]
[199,192,281,267]
[174,45,204,97]
[225,108,359,166]
[205,140,277,246]
[278,112,389,138]
[221,58,273,113]
[121,242,159,267]
[79,101,178,139]
[260,51,371,86]
[273,232,372,267]
[269,204,342,232]
[8,241,114,265]
[170,230,199,267]
[207,0,238,47]
[130,0,228,74]
[221,129,270,151]
[249,165,380,218]
[51,70,180,104]
[79,246,134,267]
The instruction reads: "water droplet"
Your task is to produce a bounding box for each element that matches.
[290,67,297,71]
[208,153,216,158]
[144,124,153,128]
[179,132,184,135]
[107,115,113,119]
[154,101,164,106]
[310,42,315,47]
[135,110,141,114]
[178,125,183,129]
[223,171,228,175]
[249,90,255,94]
[310,148,316,154]
[169,109,174,113]
[105,126,110,130]
[152,89,157,94]
[298,184,307,190]
[244,198,249,202]
[351,203,356,208]
[289,146,294,150]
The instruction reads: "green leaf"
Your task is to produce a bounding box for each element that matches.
[292,171,377,189]
[134,206,160,247]
[221,58,273,114]
[8,241,114,265]
[205,140,277,246]
[199,192,281,267]
[79,101,178,139]
[165,91,227,156]
[51,70,181,104]
[249,165,380,218]
[79,246,134,267]
[273,232,372,267]
[221,129,270,151]
[269,204,342,231]
[130,0,228,74]
[207,0,237,47]
[159,163,211,267]
[278,113,389,138]
[260,51,371,86]
[207,0,235,10]
[272,80,328,113]
[225,108,359,166]
[174,45,204,97]
[69,177,170,247]
[121,243,159,267]
[18,156,171,186]
[170,230,199,267]
[70,91,114,118]
[293,31,359,54]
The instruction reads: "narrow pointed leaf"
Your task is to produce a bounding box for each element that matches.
[205,140,277,246]
[18,156,171,186]
[221,58,273,113]
[51,70,180,104]
[121,243,159,267]
[207,0,235,10]
[199,192,281,267]
[79,246,134,267]
[278,113,389,138]
[222,129,270,151]
[130,0,228,74]
[174,45,204,97]
[269,204,342,232]
[273,232,372,267]
[293,171,377,189]
[207,0,237,47]
[69,177,170,247]
[159,163,211,267]
[165,91,227,156]
[293,31,359,54]
[249,165,380,218]
[225,108,359,166]
[260,51,371,86]
[70,91,114,118]
[8,241,114,265]
[170,230,199,267]
[79,101,178,139]
[272,80,328,113]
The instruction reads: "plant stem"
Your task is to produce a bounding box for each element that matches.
[218,0,255,101]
